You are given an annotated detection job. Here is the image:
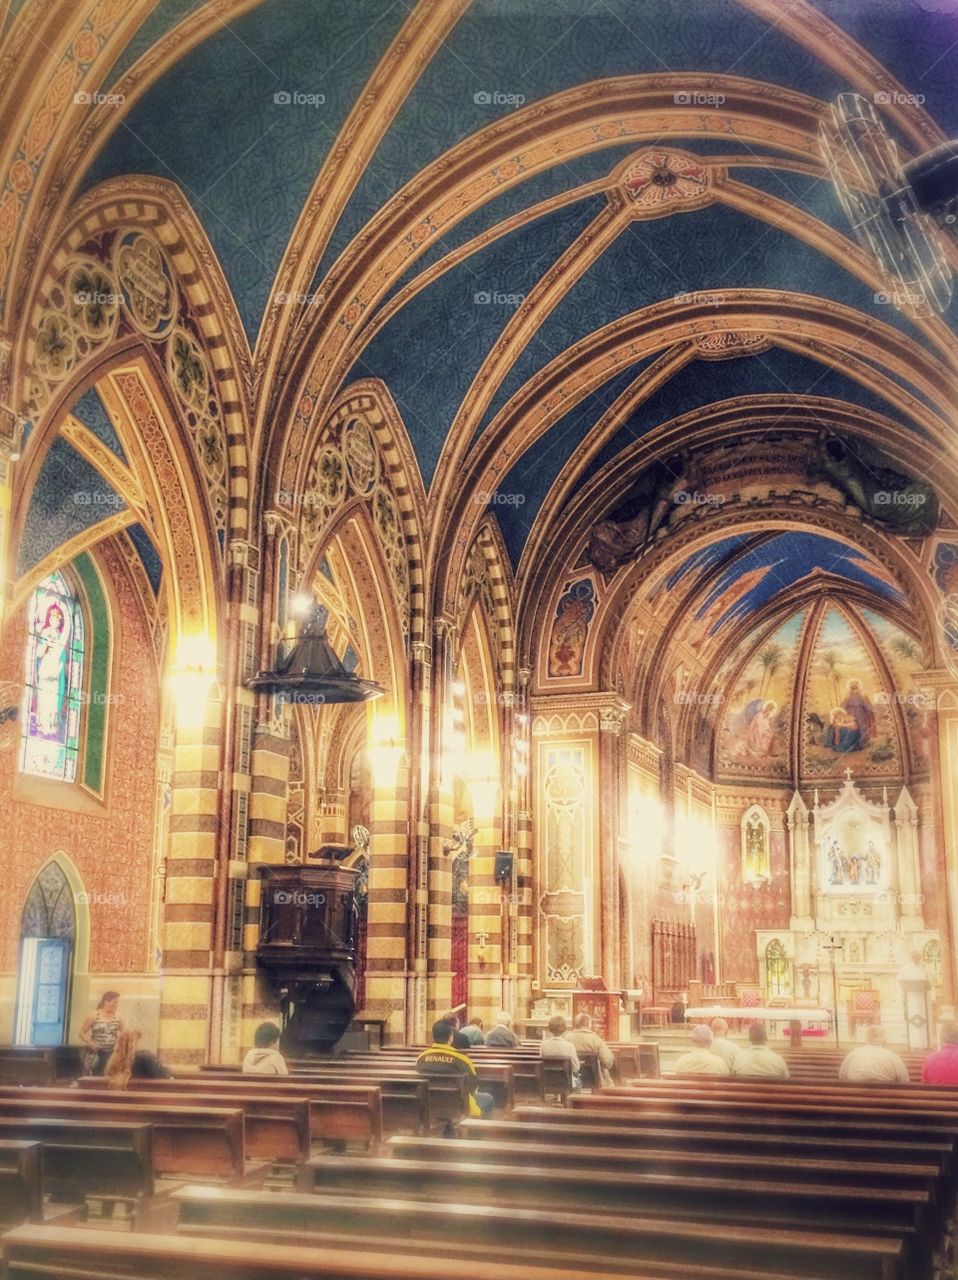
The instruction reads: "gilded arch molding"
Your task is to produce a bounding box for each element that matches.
[15,177,252,544]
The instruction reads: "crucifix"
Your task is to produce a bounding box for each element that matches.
[822,934,844,1047]
[475,930,490,967]
[844,767,853,782]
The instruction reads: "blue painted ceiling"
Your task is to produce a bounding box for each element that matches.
[32,0,955,598]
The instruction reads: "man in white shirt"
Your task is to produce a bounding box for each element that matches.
[732,1022,789,1079]
[673,1024,730,1076]
[541,1015,581,1088]
[708,1017,740,1071]
[839,1026,909,1083]
[242,1022,289,1075]
[564,1012,615,1087]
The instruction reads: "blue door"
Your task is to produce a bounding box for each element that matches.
[15,936,72,1046]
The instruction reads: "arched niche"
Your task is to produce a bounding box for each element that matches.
[14,854,89,1046]
[741,804,772,886]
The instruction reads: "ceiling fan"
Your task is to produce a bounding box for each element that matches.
[819,92,958,316]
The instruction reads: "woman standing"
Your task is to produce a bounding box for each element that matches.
[79,991,123,1075]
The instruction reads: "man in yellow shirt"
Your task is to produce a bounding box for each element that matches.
[416,1020,493,1126]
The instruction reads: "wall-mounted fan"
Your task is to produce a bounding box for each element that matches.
[819,92,958,316]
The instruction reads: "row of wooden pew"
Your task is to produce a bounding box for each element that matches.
[2,1041,947,1280]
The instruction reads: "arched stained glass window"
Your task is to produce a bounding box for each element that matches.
[19,571,85,782]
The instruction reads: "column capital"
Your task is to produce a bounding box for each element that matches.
[410,639,432,666]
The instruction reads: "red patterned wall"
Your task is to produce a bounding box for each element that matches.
[717,824,791,984]
[0,541,159,972]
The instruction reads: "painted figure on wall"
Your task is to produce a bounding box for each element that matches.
[842,680,875,748]
[548,580,596,678]
[824,707,861,752]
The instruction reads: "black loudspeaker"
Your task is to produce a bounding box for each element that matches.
[494,852,514,883]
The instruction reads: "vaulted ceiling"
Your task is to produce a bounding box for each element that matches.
[5,0,958,723]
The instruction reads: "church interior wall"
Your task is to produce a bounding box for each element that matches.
[0,540,161,1043]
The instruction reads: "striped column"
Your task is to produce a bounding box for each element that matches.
[514,667,535,1017]
[426,620,456,1022]
[241,724,290,1053]
[158,691,222,1066]
[364,738,410,1040]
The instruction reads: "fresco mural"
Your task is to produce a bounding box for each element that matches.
[548,579,596,678]
[860,609,931,776]
[801,608,901,779]
[717,612,805,777]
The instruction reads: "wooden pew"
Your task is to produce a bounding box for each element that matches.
[170,1184,905,1280]
[73,1082,309,1163]
[0,1117,154,1202]
[0,1140,43,1227]
[2,1222,758,1280]
[299,1153,932,1252]
[0,1046,82,1085]
[470,1115,954,1176]
[309,1055,523,1107]
[0,1097,243,1180]
[91,1076,384,1148]
[272,1063,472,1127]
[385,1133,942,1201]
[202,1064,422,1136]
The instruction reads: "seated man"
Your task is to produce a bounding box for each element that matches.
[242,1022,288,1075]
[485,1012,520,1048]
[564,1012,615,1087]
[840,1026,909,1083]
[460,1017,486,1046]
[708,1017,740,1071]
[416,1019,493,1124]
[733,1022,789,1078]
[922,1021,958,1084]
[541,1015,582,1089]
[673,1024,730,1076]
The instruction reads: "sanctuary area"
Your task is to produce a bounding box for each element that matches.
[2,1,958,1277]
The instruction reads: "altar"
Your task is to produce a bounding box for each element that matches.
[755,773,939,1046]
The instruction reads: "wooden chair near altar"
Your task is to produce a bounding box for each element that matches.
[848,987,881,1036]
[731,983,762,1030]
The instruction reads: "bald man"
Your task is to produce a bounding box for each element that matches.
[708,1017,740,1071]
[839,1027,909,1083]
[673,1024,730,1076]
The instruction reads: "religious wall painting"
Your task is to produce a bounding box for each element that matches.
[815,777,891,894]
[716,612,804,778]
[859,609,932,776]
[18,571,84,783]
[801,608,901,780]
[548,579,596,678]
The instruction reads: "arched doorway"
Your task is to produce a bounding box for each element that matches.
[14,861,77,1046]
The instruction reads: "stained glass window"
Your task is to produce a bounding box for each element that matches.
[19,571,85,782]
